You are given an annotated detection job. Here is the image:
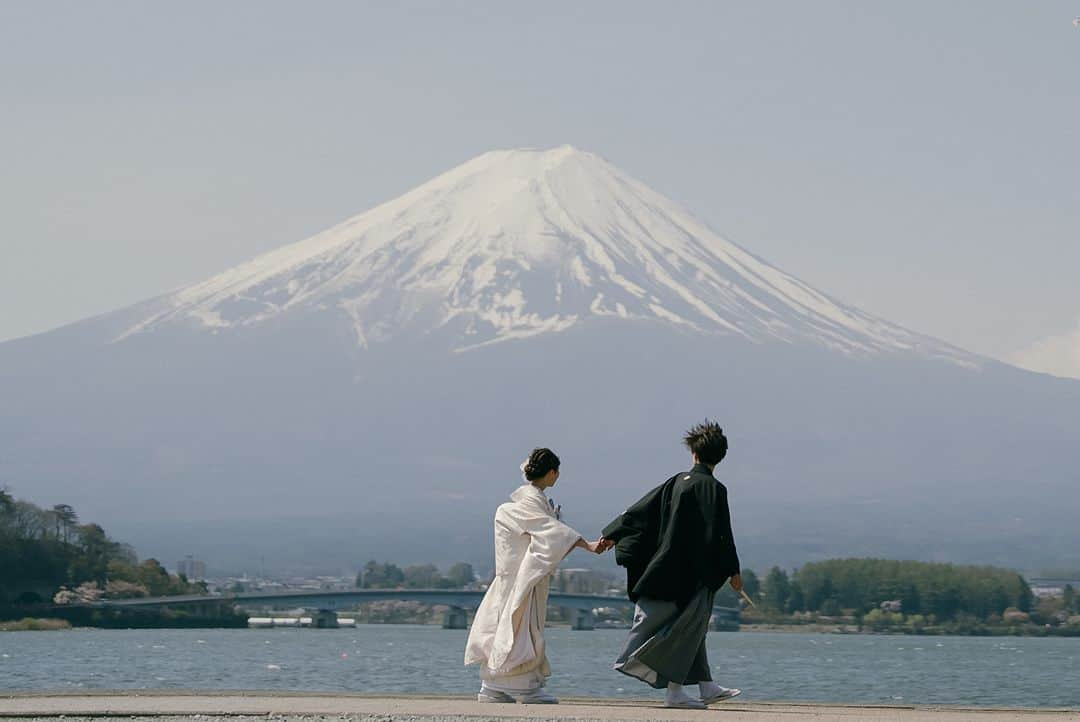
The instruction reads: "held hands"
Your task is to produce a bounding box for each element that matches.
[579,537,614,554]
[729,573,743,592]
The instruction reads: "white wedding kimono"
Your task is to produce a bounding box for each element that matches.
[464,483,583,693]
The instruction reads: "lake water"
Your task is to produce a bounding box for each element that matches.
[1,626,1077,708]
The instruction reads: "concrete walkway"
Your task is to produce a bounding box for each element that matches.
[2,693,1078,722]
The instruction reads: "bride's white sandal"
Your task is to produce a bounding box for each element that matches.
[477,686,515,703]
[517,688,559,704]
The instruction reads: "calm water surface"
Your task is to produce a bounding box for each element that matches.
[1,626,1076,707]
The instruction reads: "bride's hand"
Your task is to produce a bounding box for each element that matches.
[584,539,608,554]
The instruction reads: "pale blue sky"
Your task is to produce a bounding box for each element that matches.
[2,1,1077,372]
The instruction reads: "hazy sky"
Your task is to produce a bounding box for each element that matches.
[2,1,1078,375]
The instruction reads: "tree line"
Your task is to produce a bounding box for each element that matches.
[353,556,1044,626]
[748,558,1033,621]
[0,488,203,607]
[357,560,477,589]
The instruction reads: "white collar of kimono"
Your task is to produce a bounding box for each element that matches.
[510,483,548,504]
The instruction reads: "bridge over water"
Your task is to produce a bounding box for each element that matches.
[97,589,741,631]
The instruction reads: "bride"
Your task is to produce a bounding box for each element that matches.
[464,447,607,704]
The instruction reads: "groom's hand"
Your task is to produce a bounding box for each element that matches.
[729,573,743,592]
[597,536,615,553]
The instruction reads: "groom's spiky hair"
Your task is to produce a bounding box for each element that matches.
[683,420,728,466]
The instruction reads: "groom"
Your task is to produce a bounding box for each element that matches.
[599,420,743,709]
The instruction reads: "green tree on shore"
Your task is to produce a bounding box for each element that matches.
[358,560,405,588]
[51,504,78,544]
[0,488,15,515]
[763,566,791,613]
[786,580,805,613]
[740,568,760,601]
[404,563,442,588]
[446,562,476,588]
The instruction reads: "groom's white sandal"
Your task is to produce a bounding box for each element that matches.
[665,684,707,709]
[700,681,742,704]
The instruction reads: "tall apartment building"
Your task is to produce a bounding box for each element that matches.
[177,555,207,581]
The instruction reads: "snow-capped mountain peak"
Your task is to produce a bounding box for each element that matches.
[120,146,968,361]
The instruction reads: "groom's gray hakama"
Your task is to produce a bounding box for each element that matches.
[602,463,740,689]
[613,587,715,689]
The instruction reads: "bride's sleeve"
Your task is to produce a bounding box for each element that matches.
[516,502,583,573]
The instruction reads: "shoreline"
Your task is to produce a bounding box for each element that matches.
[0,618,71,632]
[4,619,1078,638]
[3,692,1077,721]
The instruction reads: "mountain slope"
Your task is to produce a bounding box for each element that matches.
[120,146,969,361]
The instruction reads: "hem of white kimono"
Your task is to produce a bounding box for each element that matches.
[479,668,548,693]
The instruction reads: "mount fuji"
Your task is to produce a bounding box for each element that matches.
[119,146,967,360]
[2,146,1077,575]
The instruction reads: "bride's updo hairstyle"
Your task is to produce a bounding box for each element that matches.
[522,447,561,481]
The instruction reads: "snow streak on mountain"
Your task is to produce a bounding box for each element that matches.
[121,146,969,361]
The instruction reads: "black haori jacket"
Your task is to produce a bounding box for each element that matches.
[601,464,740,606]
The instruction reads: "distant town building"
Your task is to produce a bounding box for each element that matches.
[555,568,616,595]
[1028,578,1080,599]
[879,599,902,613]
[177,555,207,581]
